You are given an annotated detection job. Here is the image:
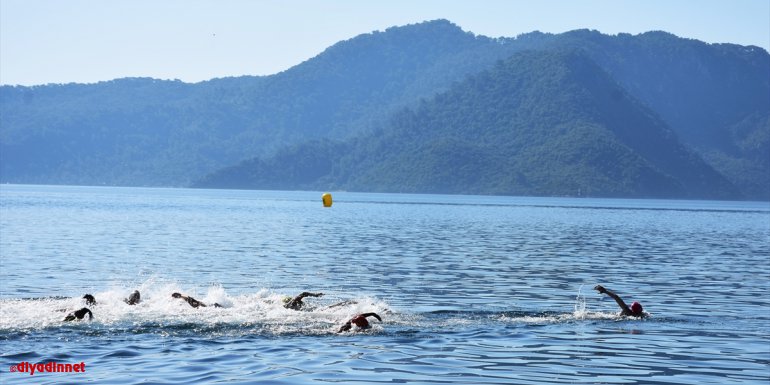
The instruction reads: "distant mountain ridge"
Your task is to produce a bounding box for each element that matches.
[195,50,738,199]
[1,20,526,186]
[2,20,768,199]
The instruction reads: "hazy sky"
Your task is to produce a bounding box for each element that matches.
[1,0,768,86]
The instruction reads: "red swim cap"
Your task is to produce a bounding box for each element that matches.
[630,302,643,315]
[351,315,370,328]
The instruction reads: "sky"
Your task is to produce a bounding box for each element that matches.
[1,0,768,86]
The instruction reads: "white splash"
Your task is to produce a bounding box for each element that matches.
[574,284,587,319]
[0,279,392,334]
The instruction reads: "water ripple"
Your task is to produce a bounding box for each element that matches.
[1,186,768,384]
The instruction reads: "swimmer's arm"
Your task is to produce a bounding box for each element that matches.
[361,312,382,322]
[594,285,631,313]
[186,297,205,308]
[286,292,323,309]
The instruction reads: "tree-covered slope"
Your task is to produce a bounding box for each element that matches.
[542,30,770,199]
[0,20,525,186]
[195,50,739,200]
[1,20,767,198]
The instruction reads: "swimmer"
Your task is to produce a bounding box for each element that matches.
[83,294,96,306]
[594,285,645,317]
[64,307,93,322]
[124,290,141,305]
[171,292,222,308]
[283,292,323,310]
[338,313,382,333]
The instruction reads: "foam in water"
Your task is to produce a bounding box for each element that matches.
[1,279,642,336]
[0,279,393,335]
[574,284,587,318]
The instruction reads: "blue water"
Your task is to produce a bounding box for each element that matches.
[1,184,768,384]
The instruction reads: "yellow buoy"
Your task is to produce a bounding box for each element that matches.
[322,193,333,207]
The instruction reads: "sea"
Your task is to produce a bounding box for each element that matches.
[1,184,768,384]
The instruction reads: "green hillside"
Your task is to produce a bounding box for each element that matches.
[0,20,522,186]
[195,50,739,200]
[1,20,767,199]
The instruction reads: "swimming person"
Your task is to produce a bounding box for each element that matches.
[64,307,93,321]
[171,292,222,308]
[83,294,96,306]
[283,292,323,310]
[125,290,141,305]
[338,313,382,333]
[594,285,645,317]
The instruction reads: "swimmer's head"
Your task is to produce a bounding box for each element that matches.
[630,301,643,316]
[171,292,182,298]
[83,294,96,306]
[282,296,292,304]
[127,290,141,305]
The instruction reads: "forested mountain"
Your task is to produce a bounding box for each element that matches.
[2,20,768,199]
[194,50,739,199]
[545,30,770,199]
[1,20,525,186]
